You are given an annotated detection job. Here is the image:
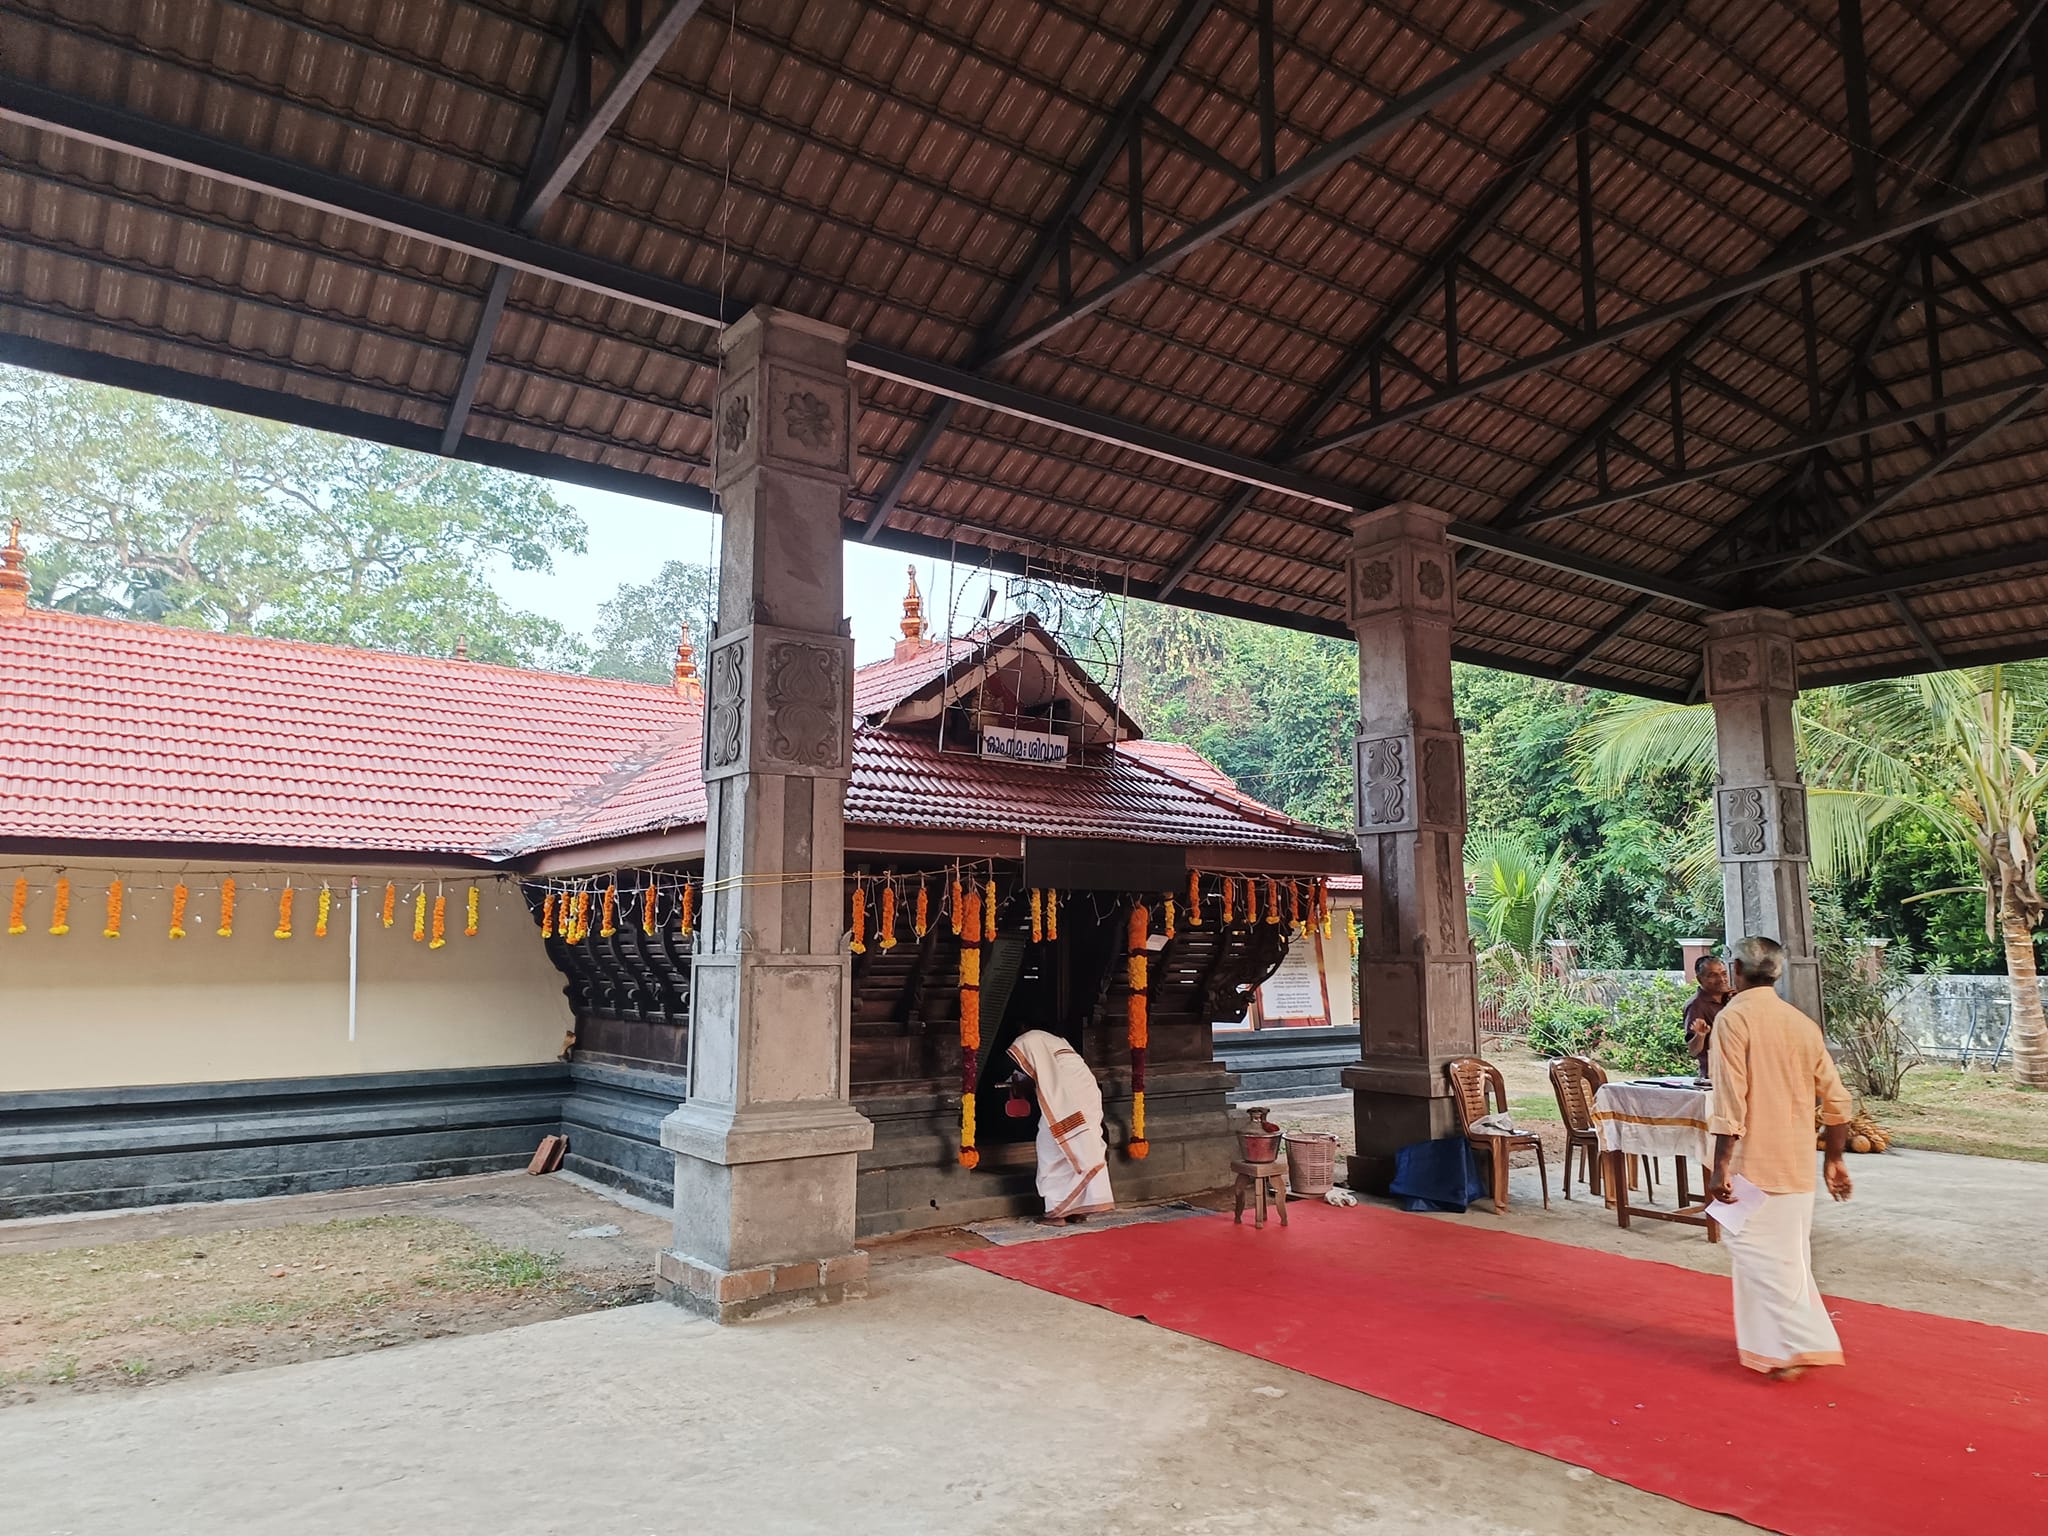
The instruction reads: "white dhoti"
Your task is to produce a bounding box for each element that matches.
[1726,1189,1844,1374]
[1009,1029,1115,1220]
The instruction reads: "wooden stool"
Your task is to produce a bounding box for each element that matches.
[1232,1160,1289,1229]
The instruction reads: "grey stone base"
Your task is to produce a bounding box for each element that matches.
[655,1247,868,1322]
[1218,1027,1360,1100]
[0,1065,569,1221]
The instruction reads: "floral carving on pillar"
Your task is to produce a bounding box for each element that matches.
[719,395,751,455]
[1720,786,1768,856]
[764,639,843,769]
[1360,737,1406,826]
[1416,559,1446,601]
[707,641,747,769]
[784,390,833,451]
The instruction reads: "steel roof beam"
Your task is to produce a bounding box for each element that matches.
[1152,0,1684,597]
[861,0,1217,543]
[0,66,1725,611]
[440,0,705,453]
[983,0,1603,367]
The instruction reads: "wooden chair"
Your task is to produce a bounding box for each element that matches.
[1445,1056,1548,1212]
[1548,1054,1658,1203]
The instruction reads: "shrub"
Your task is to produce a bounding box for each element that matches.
[1527,998,1607,1059]
[1602,977,1694,1076]
[1814,885,1928,1101]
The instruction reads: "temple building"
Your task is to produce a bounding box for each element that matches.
[0,535,1353,1236]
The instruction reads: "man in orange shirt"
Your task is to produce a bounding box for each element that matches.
[1707,935,1856,1379]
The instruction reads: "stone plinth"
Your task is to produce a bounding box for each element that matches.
[1704,608,1820,1019]
[1339,504,1477,1192]
[657,307,873,1322]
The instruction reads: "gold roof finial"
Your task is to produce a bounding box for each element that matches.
[674,621,703,701]
[895,565,930,660]
[0,520,29,620]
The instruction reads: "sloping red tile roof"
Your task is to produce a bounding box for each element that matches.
[1,608,1350,862]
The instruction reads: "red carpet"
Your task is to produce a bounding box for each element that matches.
[954,1202,2046,1535]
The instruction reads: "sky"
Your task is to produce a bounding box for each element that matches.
[495,481,1007,666]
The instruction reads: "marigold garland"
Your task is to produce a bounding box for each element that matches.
[880,880,897,950]
[949,872,964,936]
[1288,878,1301,935]
[983,878,997,942]
[1127,900,1150,1160]
[574,888,592,944]
[1163,894,1176,941]
[430,892,447,950]
[958,885,983,1169]
[641,883,657,934]
[1264,876,1281,926]
[1188,869,1202,926]
[851,882,867,955]
[1320,880,1333,939]
[1244,875,1257,925]
[49,876,71,936]
[599,883,618,939]
[1347,908,1360,959]
[103,878,124,939]
[316,884,332,939]
[914,879,929,939]
[680,880,695,935]
[381,881,396,929]
[1221,874,1235,925]
[541,891,558,938]
[467,884,481,938]
[1029,886,1043,943]
[1046,887,1058,941]
[9,876,29,936]
[169,882,189,940]
[274,885,294,940]
[215,878,234,939]
[412,888,428,944]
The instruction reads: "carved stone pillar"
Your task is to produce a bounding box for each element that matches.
[1339,504,1477,1192]
[1704,608,1821,1019]
[656,308,873,1321]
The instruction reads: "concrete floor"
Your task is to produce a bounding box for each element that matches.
[1,1148,2041,1535]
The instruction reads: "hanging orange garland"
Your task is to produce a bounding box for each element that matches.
[316,884,332,939]
[412,888,428,943]
[1163,894,1176,941]
[1046,887,1058,941]
[430,892,448,950]
[49,876,71,936]
[381,881,396,929]
[541,890,558,938]
[1264,877,1280,926]
[880,880,898,950]
[1221,874,1235,926]
[949,871,964,936]
[573,887,592,944]
[1127,901,1150,1159]
[215,878,235,939]
[958,885,983,1169]
[983,877,997,942]
[1288,878,1301,935]
[169,881,189,940]
[467,884,481,938]
[680,879,695,936]
[599,883,618,939]
[103,878,124,939]
[641,883,657,934]
[1029,887,1043,943]
[914,878,929,939]
[1188,869,1202,927]
[1347,908,1360,959]
[7,877,26,935]
[274,885,295,940]
[851,881,868,954]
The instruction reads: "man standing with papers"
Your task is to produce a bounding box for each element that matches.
[1707,936,1857,1379]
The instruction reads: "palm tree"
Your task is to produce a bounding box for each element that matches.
[1465,833,1571,965]
[1576,665,2048,1087]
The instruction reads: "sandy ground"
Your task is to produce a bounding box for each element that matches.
[0,1172,671,1403]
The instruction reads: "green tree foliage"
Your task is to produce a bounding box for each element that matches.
[585,559,718,684]
[0,368,586,668]
[1465,833,1570,962]
[1120,602,1355,829]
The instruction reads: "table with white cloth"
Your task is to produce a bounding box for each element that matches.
[1591,1079,1720,1240]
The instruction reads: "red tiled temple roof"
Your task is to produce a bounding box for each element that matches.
[1,609,1350,863]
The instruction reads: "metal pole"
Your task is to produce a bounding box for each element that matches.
[348,876,360,1042]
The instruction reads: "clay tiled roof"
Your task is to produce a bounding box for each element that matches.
[1,609,1347,862]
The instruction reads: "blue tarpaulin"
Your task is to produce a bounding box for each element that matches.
[1388,1135,1488,1213]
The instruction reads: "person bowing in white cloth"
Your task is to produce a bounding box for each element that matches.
[1707,935,1856,1379]
[1007,1029,1115,1225]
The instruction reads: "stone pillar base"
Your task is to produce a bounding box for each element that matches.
[1342,1066,1459,1195]
[657,1248,869,1324]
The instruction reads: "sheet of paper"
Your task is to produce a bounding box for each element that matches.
[1706,1172,1767,1235]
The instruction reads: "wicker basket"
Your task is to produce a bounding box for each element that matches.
[1283,1131,1340,1197]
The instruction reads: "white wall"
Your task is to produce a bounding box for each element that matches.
[2,860,572,1092]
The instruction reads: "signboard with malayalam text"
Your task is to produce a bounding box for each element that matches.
[1256,938,1332,1027]
[979,723,1071,768]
